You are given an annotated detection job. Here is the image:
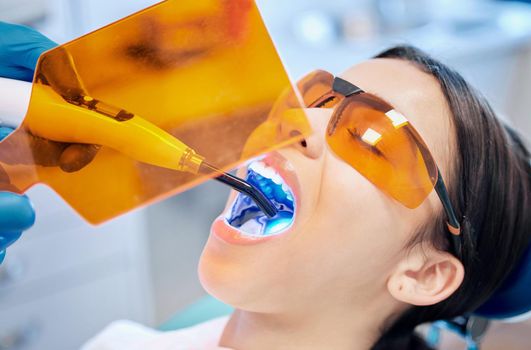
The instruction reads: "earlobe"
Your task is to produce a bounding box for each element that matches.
[387,247,464,306]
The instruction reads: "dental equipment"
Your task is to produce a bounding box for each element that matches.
[0,75,277,218]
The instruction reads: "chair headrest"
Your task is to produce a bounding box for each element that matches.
[474,245,531,320]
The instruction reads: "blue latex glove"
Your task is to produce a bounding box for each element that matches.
[0,22,56,263]
[0,127,36,264]
[0,21,57,82]
[0,191,35,264]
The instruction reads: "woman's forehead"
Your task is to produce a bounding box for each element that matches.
[339,59,455,169]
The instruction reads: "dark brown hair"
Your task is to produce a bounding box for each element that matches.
[370,46,531,349]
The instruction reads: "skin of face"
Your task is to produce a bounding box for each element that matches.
[198,59,465,349]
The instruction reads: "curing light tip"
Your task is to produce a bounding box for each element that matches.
[199,162,278,218]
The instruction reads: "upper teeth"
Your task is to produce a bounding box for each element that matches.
[248,161,285,186]
[225,158,296,236]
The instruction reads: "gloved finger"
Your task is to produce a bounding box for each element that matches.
[0,65,35,82]
[0,250,5,264]
[0,231,22,251]
[0,128,98,172]
[0,192,35,231]
[0,164,20,193]
[0,22,58,80]
[59,144,101,172]
[0,130,66,167]
[0,126,14,141]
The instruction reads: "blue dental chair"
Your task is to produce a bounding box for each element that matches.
[427,245,531,349]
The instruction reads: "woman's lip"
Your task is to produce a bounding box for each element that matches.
[211,216,283,246]
[212,151,300,246]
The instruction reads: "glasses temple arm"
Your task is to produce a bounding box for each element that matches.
[434,169,462,257]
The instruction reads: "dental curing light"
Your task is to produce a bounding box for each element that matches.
[0,77,277,218]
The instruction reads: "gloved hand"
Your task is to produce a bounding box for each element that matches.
[0,22,56,263]
[0,22,99,177]
[0,21,57,82]
[0,127,36,264]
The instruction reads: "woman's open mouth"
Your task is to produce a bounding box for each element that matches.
[212,152,299,245]
[225,159,295,236]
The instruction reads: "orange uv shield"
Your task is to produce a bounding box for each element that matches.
[0,0,310,224]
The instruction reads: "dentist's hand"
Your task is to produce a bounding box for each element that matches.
[0,22,55,264]
[0,22,100,176]
[0,21,57,81]
[0,127,36,264]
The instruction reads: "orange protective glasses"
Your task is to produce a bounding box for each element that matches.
[293,70,462,257]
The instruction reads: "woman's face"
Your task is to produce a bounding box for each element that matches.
[199,59,456,314]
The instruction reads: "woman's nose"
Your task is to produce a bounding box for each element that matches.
[282,108,330,159]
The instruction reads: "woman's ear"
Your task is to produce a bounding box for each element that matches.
[387,245,464,306]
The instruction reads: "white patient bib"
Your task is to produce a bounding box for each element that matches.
[81,316,231,350]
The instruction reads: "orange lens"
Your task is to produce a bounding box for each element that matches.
[0,0,309,224]
[296,70,337,107]
[326,93,438,208]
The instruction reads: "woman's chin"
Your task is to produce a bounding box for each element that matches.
[197,248,227,302]
[198,222,296,310]
[197,240,257,308]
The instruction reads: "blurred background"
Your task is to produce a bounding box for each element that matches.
[0,0,530,349]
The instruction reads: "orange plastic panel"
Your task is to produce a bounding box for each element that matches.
[0,0,310,224]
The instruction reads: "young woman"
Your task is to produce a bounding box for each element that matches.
[84,45,531,350]
[2,23,528,350]
[198,45,530,350]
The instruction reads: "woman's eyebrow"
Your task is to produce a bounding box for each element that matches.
[335,76,415,129]
[360,88,410,120]
[357,87,393,108]
[338,77,395,109]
